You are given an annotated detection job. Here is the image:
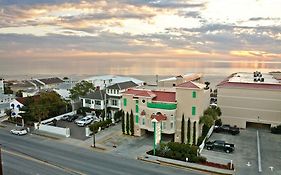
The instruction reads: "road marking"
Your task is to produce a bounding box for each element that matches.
[3,149,86,175]
[257,130,262,172]
[246,162,251,167]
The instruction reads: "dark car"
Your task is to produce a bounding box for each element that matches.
[205,140,235,153]
[66,115,79,122]
[214,124,240,135]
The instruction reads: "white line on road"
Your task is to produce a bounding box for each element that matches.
[257,130,262,173]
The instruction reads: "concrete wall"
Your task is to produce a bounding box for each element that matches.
[217,87,281,128]
[37,124,70,137]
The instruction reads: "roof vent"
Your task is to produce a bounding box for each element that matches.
[260,78,264,82]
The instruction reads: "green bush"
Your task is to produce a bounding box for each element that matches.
[148,142,205,163]
[215,119,222,126]
[197,136,205,146]
[271,125,281,134]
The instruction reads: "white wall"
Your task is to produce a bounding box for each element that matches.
[37,124,70,137]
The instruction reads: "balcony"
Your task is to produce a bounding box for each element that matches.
[147,102,177,110]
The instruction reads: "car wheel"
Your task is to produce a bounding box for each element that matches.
[17,133,20,135]
[225,149,230,153]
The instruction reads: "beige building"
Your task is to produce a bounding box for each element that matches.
[122,81,210,144]
[217,72,281,129]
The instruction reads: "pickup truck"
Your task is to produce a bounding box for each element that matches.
[214,124,240,135]
[205,140,235,153]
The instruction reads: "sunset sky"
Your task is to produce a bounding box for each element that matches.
[0,0,281,76]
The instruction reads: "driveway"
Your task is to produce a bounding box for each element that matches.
[201,128,281,175]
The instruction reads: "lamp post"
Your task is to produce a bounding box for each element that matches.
[152,119,158,156]
[0,144,3,175]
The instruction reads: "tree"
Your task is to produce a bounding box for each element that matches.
[130,110,134,136]
[121,111,125,134]
[193,121,196,145]
[181,114,185,143]
[69,80,95,111]
[89,122,100,148]
[126,112,130,135]
[15,90,23,97]
[187,118,191,144]
[199,115,214,128]
[4,86,13,94]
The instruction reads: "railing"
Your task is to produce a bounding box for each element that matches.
[147,102,177,110]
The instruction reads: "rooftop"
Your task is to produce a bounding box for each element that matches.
[159,73,202,82]
[38,77,64,85]
[176,81,206,89]
[123,89,176,103]
[81,90,106,100]
[217,72,281,90]
[84,75,144,85]
[107,81,138,90]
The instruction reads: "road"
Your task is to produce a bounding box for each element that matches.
[0,129,207,175]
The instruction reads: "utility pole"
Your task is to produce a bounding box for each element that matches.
[92,131,96,148]
[104,82,107,121]
[0,144,3,175]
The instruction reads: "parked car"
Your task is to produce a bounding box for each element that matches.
[61,115,70,121]
[10,128,28,136]
[66,115,79,122]
[214,124,240,135]
[205,140,235,153]
[76,116,93,127]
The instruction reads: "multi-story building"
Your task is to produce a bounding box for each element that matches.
[122,81,210,144]
[217,72,281,128]
[81,81,138,118]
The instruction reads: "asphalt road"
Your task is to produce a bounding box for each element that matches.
[0,129,207,175]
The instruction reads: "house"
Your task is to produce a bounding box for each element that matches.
[106,81,139,116]
[122,80,210,144]
[158,73,203,87]
[36,77,64,89]
[0,78,4,94]
[10,80,36,93]
[83,75,144,89]
[217,71,281,129]
[22,88,39,97]
[81,90,106,111]
[53,82,76,100]
[0,93,15,117]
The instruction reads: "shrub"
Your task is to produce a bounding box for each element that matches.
[215,119,222,126]
[271,124,281,134]
[197,136,205,146]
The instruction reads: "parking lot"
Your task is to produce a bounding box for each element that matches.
[201,128,281,175]
[56,118,89,140]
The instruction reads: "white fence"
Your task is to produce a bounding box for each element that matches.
[199,125,214,153]
[36,124,70,137]
[34,111,75,137]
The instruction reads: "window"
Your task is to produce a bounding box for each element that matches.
[85,99,91,104]
[192,91,196,98]
[112,99,117,106]
[170,122,174,129]
[142,99,145,103]
[135,115,139,124]
[136,100,139,104]
[95,100,101,105]
[162,122,166,129]
[135,105,139,113]
[192,106,196,116]
[123,98,127,107]
[142,118,145,125]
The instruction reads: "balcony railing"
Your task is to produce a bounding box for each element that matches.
[147,102,177,110]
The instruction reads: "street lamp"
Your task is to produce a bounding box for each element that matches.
[152,118,158,156]
[0,144,3,175]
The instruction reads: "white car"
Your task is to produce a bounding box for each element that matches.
[10,128,28,135]
[76,116,93,127]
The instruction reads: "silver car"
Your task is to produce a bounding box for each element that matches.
[10,128,28,135]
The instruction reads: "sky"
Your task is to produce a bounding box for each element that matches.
[0,0,281,76]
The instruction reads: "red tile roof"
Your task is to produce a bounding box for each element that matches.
[217,73,281,90]
[123,89,176,102]
[152,91,176,102]
[151,113,167,121]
